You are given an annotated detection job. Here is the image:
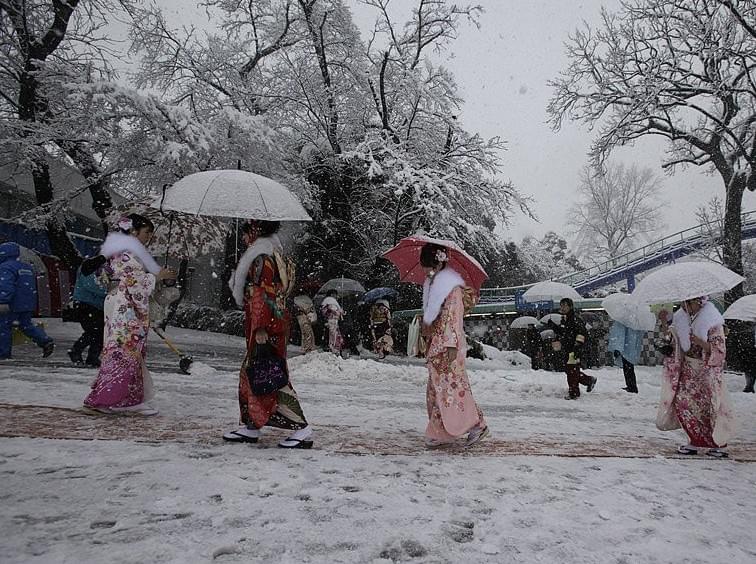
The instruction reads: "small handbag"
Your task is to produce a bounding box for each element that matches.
[246,342,289,396]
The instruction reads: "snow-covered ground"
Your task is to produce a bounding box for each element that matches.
[1,319,755,564]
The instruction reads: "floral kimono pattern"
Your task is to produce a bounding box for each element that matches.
[238,255,308,431]
[656,326,737,448]
[84,252,156,409]
[425,286,485,442]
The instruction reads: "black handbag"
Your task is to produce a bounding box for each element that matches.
[246,342,289,396]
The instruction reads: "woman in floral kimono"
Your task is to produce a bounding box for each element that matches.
[420,243,488,447]
[656,297,737,458]
[83,214,175,415]
[320,289,344,354]
[223,221,313,448]
[370,299,394,359]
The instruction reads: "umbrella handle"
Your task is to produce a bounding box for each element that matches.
[159,183,169,214]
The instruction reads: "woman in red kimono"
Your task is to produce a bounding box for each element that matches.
[223,220,313,448]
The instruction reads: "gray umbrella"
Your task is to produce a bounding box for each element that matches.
[317,278,366,296]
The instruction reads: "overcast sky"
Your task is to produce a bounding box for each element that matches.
[150,0,756,244]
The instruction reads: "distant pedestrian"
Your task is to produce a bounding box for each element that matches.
[321,289,345,355]
[525,323,542,370]
[0,242,54,359]
[68,258,107,368]
[744,324,755,393]
[369,299,393,358]
[420,243,488,447]
[294,297,317,354]
[608,320,644,393]
[549,298,597,399]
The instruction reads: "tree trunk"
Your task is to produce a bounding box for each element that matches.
[29,155,82,268]
[60,142,113,236]
[723,178,746,305]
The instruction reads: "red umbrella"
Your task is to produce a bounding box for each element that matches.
[383,235,488,290]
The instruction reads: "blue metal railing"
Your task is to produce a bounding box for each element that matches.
[479,209,756,303]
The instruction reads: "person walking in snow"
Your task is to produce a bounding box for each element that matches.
[420,242,488,447]
[369,299,393,358]
[743,323,755,393]
[608,320,644,393]
[0,242,55,360]
[293,297,317,354]
[656,297,736,457]
[223,220,313,448]
[548,297,597,399]
[83,214,175,416]
[321,289,345,355]
[68,258,107,368]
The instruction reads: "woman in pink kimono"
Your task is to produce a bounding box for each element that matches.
[656,297,737,458]
[420,243,488,447]
[320,289,345,354]
[84,214,175,415]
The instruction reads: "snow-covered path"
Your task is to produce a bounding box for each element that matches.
[1,320,754,563]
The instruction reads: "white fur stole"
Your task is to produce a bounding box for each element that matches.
[228,234,282,308]
[422,267,465,325]
[100,232,162,275]
[672,302,724,352]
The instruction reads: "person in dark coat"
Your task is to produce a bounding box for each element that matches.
[0,242,54,359]
[525,324,542,370]
[548,298,597,399]
[68,259,107,367]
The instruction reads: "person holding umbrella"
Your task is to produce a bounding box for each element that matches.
[223,220,313,448]
[418,242,488,447]
[657,296,737,457]
[320,289,345,355]
[548,298,597,399]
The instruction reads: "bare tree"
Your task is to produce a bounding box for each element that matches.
[692,196,726,263]
[548,0,756,303]
[570,163,665,263]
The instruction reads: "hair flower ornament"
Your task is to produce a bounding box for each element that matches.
[435,249,448,263]
[117,217,134,232]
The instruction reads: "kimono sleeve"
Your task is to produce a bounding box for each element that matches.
[705,326,726,369]
[437,287,465,350]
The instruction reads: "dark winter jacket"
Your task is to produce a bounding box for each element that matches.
[551,311,587,357]
[0,242,39,313]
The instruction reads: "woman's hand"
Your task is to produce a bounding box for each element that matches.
[421,323,432,337]
[446,347,457,362]
[691,334,710,352]
[254,329,269,344]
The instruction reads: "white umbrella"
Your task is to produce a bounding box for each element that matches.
[523,281,582,303]
[152,170,312,221]
[602,293,656,331]
[509,316,541,329]
[723,294,756,322]
[539,313,563,326]
[633,261,744,304]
